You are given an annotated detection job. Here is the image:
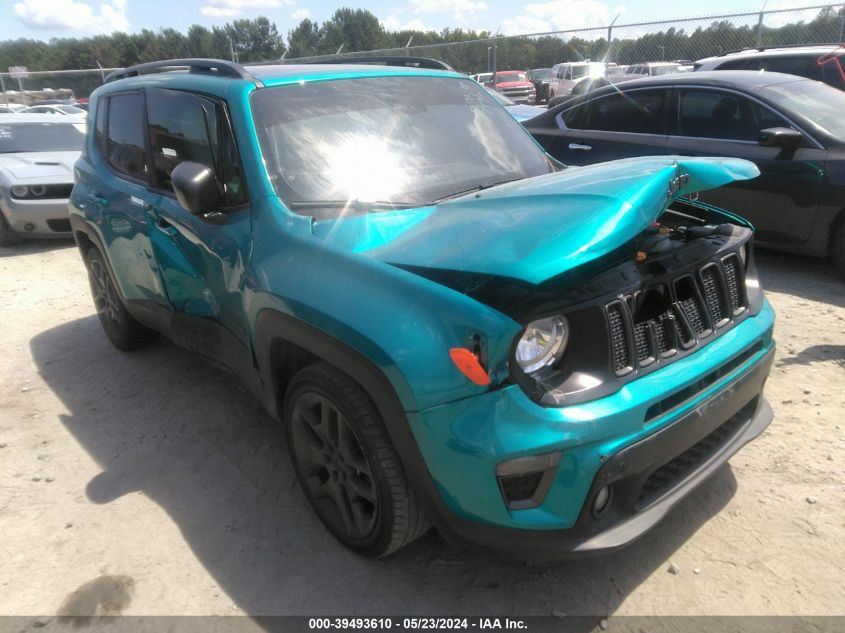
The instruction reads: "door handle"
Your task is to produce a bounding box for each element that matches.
[568,142,592,151]
[153,216,179,237]
[86,193,109,206]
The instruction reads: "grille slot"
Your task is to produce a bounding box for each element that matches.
[722,254,746,314]
[675,275,711,338]
[700,264,729,326]
[607,302,630,374]
[633,322,651,364]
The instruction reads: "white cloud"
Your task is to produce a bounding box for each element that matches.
[290,8,310,21]
[410,0,488,22]
[382,16,431,32]
[764,1,825,28]
[501,0,625,36]
[200,0,291,18]
[13,0,129,33]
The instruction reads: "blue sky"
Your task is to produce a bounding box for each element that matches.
[0,0,829,41]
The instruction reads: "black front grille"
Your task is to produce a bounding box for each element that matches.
[605,252,747,376]
[637,397,757,507]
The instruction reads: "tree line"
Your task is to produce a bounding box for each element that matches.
[1,5,842,96]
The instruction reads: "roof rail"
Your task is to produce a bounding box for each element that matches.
[104,58,255,83]
[718,42,844,57]
[303,56,456,71]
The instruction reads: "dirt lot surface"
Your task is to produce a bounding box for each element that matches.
[0,240,843,618]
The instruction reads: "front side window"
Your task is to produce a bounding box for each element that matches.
[563,89,667,134]
[250,76,552,217]
[761,79,845,140]
[145,88,248,207]
[105,92,147,181]
[677,89,790,141]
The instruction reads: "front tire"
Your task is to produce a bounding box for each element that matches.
[0,211,22,247]
[85,247,157,351]
[285,362,431,557]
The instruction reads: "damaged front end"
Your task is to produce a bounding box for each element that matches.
[314,156,764,405]
[507,198,762,406]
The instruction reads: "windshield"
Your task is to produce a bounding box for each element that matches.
[56,105,85,114]
[0,121,85,153]
[251,76,552,216]
[495,72,528,83]
[761,79,845,141]
[531,68,552,80]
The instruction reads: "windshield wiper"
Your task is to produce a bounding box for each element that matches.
[432,177,523,203]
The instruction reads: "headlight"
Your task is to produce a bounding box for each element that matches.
[11,185,28,198]
[30,185,46,197]
[515,315,569,373]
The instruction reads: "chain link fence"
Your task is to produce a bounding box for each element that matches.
[1,3,843,104]
[283,3,845,75]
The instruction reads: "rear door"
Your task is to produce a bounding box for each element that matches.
[665,87,826,246]
[532,88,671,165]
[87,90,172,316]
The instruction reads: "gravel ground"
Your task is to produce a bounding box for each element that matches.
[0,240,843,618]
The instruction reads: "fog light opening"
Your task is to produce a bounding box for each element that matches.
[592,486,612,518]
[24,223,36,232]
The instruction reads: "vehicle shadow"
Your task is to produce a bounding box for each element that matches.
[0,238,76,258]
[31,316,738,620]
[755,250,845,308]
[777,344,845,370]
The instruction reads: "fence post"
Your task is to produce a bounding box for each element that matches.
[755,6,766,48]
[0,74,8,107]
[607,13,619,62]
[491,35,497,84]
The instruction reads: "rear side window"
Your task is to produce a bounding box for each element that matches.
[105,92,147,181]
[677,89,790,141]
[718,59,760,70]
[758,55,816,79]
[563,89,667,134]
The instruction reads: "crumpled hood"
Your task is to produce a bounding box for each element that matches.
[0,151,79,180]
[312,156,759,285]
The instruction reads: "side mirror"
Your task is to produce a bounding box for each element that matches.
[171,161,222,216]
[758,127,803,149]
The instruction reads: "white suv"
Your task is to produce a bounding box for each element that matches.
[695,45,845,91]
[548,61,606,99]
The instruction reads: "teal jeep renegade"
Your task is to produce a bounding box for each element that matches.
[69,58,775,558]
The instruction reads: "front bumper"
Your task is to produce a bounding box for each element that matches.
[408,300,775,557]
[1,196,72,238]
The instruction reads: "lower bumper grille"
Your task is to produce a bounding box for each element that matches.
[47,219,72,233]
[637,396,758,507]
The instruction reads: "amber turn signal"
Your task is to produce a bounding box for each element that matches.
[449,348,491,386]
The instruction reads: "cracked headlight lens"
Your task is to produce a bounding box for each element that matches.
[515,316,569,374]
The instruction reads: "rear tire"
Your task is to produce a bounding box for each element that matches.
[285,361,431,557]
[85,247,158,351]
[0,211,22,247]
[833,222,845,277]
